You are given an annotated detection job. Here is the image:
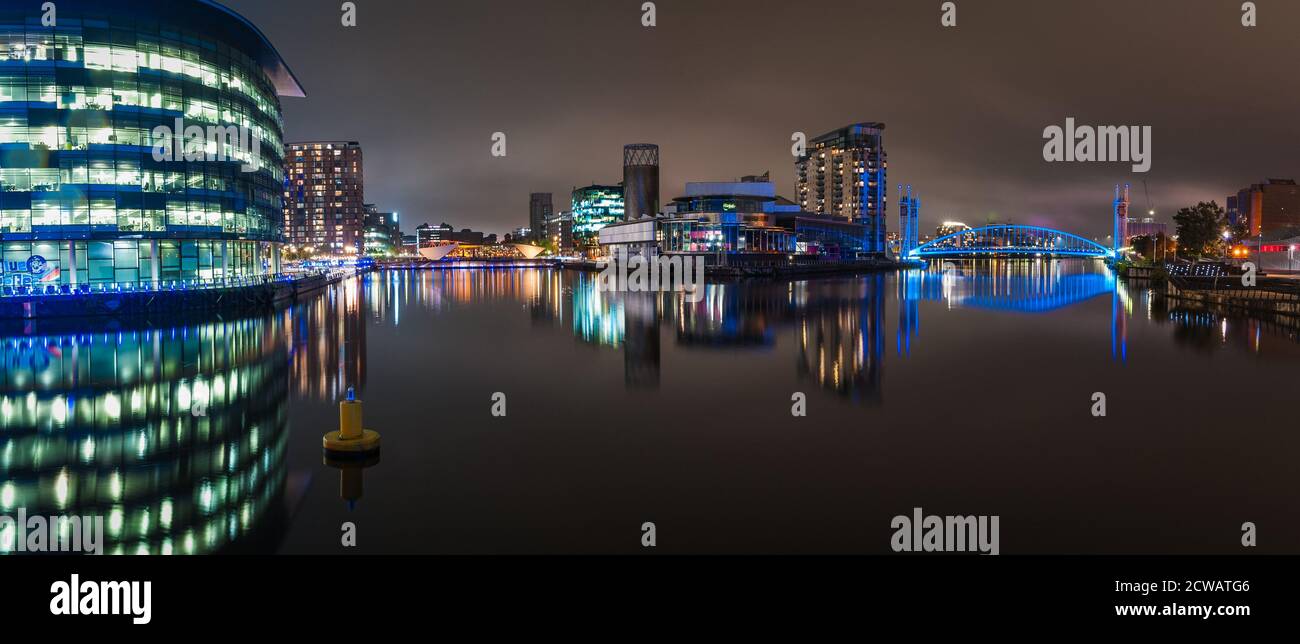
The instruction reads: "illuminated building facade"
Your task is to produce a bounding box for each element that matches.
[658,179,796,255]
[571,184,623,255]
[362,204,400,256]
[283,141,364,254]
[415,222,453,248]
[545,211,574,255]
[795,123,887,254]
[598,175,872,260]
[936,221,971,238]
[0,0,301,289]
[1227,178,1300,238]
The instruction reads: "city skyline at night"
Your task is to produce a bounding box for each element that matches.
[217,0,1300,240]
[3,0,1299,628]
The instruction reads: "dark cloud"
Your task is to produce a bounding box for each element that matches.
[223,0,1300,238]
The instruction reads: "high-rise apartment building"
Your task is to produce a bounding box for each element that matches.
[284,141,365,254]
[795,123,887,254]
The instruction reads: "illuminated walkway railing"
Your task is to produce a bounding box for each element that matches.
[0,272,330,298]
[908,224,1114,259]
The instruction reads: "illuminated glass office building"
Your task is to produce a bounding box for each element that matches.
[571,184,623,255]
[0,0,302,289]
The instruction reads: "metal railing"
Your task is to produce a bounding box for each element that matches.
[0,272,324,298]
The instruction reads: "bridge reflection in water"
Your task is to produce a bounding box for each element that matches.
[0,316,292,555]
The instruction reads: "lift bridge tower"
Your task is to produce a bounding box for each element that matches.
[1113,183,1131,254]
[898,185,920,257]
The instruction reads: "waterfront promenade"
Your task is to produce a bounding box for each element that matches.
[0,271,346,320]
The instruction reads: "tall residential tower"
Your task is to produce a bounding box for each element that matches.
[283,141,365,254]
[796,123,887,254]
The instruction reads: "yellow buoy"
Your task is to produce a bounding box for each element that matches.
[323,387,381,454]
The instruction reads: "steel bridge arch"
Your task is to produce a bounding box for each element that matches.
[907,224,1114,259]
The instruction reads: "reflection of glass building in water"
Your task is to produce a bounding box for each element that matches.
[0,1,302,288]
[0,316,290,554]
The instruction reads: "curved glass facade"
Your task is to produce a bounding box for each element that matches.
[0,1,300,288]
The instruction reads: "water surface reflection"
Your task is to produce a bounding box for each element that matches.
[5,260,1297,554]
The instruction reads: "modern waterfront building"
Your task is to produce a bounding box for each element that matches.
[598,218,660,259]
[795,123,887,254]
[1246,235,1300,271]
[599,174,870,260]
[1227,178,1300,238]
[362,204,400,256]
[413,221,489,248]
[528,193,551,244]
[623,144,660,220]
[415,222,453,248]
[545,211,574,255]
[0,0,303,289]
[659,177,795,255]
[571,184,623,255]
[283,141,364,254]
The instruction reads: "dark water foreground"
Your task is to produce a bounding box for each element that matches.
[2,259,1296,554]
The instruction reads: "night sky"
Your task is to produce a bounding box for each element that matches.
[222,0,1300,239]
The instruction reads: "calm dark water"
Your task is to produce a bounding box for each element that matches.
[3,260,1298,554]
